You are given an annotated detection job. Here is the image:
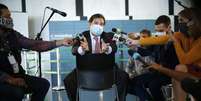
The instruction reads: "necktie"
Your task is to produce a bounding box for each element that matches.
[94,37,100,53]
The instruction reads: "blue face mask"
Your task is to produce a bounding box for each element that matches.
[90,24,103,36]
[0,16,14,29]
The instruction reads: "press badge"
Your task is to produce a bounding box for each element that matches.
[8,54,19,73]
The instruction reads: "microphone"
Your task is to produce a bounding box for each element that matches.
[112,28,132,45]
[133,52,149,67]
[112,28,127,35]
[133,52,158,73]
[73,33,84,41]
[128,49,135,57]
[46,7,67,17]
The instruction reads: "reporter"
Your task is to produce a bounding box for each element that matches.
[128,15,179,101]
[0,3,73,101]
[145,8,201,101]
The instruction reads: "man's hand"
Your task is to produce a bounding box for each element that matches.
[126,38,139,49]
[56,37,73,46]
[6,76,27,88]
[148,63,162,70]
[80,37,89,51]
[101,39,109,53]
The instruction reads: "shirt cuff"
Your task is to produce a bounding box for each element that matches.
[78,46,85,55]
[105,46,112,54]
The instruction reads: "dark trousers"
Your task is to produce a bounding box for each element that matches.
[181,78,201,101]
[64,68,129,101]
[0,74,50,101]
[128,71,170,101]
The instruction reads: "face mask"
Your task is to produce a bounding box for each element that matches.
[154,31,165,36]
[178,23,189,37]
[0,16,14,29]
[90,24,103,36]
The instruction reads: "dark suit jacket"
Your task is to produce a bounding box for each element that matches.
[72,30,117,70]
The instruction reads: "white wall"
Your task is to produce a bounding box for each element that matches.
[1,0,189,36]
[26,0,77,39]
[129,0,169,20]
[83,0,129,20]
[0,0,22,12]
[12,13,29,37]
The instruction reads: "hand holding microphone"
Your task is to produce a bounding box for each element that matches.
[112,28,139,48]
[133,52,159,72]
[101,39,110,53]
[133,52,149,68]
[80,37,89,51]
[112,28,133,46]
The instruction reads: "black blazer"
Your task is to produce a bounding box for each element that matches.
[72,30,117,70]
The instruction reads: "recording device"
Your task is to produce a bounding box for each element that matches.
[128,49,135,57]
[133,52,149,68]
[72,33,84,41]
[112,28,127,35]
[112,28,132,45]
[133,52,158,73]
[46,7,67,17]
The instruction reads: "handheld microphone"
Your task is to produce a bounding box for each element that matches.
[133,52,158,72]
[128,49,135,57]
[73,33,84,41]
[46,7,67,17]
[133,52,149,67]
[112,28,132,45]
[112,28,127,35]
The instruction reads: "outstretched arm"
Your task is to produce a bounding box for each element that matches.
[15,31,72,52]
[149,63,198,81]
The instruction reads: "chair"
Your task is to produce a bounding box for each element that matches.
[75,54,119,101]
[161,84,174,101]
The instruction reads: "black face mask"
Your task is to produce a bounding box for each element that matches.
[178,23,189,37]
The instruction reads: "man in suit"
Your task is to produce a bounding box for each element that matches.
[63,13,129,101]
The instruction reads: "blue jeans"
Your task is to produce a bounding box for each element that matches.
[0,75,50,101]
[128,71,171,101]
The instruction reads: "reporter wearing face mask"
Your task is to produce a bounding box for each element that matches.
[0,3,73,101]
[130,8,201,101]
[127,15,179,101]
[63,13,129,101]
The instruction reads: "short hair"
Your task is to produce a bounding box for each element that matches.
[88,13,105,25]
[140,29,151,36]
[155,15,170,27]
[0,4,8,16]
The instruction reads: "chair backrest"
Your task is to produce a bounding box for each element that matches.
[76,54,115,70]
[76,54,115,90]
[77,70,114,90]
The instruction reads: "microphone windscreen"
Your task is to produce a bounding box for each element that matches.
[112,28,117,32]
[128,49,135,57]
[133,52,141,60]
